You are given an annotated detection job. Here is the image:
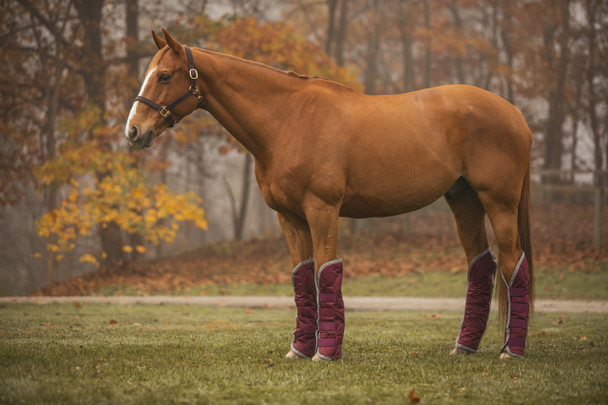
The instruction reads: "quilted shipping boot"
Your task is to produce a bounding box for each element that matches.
[455,248,497,353]
[500,253,530,358]
[316,259,345,360]
[290,259,317,358]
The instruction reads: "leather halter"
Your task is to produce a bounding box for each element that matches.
[135,46,205,128]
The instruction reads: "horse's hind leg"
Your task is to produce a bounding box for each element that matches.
[478,191,530,358]
[446,180,497,354]
[278,213,317,360]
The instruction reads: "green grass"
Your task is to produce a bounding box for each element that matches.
[146,263,608,301]
[1,303,606,404]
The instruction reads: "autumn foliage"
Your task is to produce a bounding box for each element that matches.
[2,1,606,293]
[35,107,208,267]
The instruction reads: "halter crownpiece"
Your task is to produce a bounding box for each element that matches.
[135,46,206,128]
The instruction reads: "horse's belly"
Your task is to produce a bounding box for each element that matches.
[340,181,450,218]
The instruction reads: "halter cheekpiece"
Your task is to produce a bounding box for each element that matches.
[135,46,205,128]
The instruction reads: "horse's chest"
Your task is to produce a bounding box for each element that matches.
[254,164,303,215]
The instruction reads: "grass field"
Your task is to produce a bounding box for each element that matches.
[93,263,608,301]
[1,303,606,404]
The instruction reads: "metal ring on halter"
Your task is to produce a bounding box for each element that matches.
[159,107,171,118]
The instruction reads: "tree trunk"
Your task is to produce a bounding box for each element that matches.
[400,0,415,92]
[364,0,381,94]
[224,152,253,241]
[334,0,348,66]
[422,0,431,88]
[235,153,253,241]
[28,3,69,284]
[449,0,465,83]
[542,0,571,184]
[500,0,515,103]
[325,0,337,55]
[74,0,126,268]
[126,0,145,262]
[585,0,602,186]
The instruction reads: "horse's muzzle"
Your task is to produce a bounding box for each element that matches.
[128,125,154,149]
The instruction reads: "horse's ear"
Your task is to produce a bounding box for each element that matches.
[152,30,166,50]
[161,28,183,55]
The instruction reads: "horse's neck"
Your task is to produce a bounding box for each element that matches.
[194,49,298,159]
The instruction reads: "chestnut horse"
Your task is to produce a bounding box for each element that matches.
[126,29,534,360]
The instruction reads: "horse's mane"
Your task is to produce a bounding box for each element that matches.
[194,47,356,93]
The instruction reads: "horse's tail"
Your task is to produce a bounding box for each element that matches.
[497,165,534,326]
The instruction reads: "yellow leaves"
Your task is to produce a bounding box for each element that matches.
[36,147,208,261]
[79,254,99,266]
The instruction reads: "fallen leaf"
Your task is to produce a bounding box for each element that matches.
[544,286,553,291]
[411,352,418,358]
[511,374,518,379]
[73,301,81,308]
[428,313,441,319]
[409,389,421,403]
[265,358,274,367]
[109,320,118,325]
[482,371,489,376]
[580,336,588,341]
[246,307,253,314]
[552,319,563,325]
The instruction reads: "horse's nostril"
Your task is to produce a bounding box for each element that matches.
[129,126,139,142]
[143,129,155,148]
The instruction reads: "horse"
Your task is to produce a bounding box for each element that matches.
[126,29,534,361]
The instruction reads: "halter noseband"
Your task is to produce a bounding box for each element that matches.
[135,46,205,128]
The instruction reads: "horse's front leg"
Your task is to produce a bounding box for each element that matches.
[304,201,344,361]
[278,213,316,360]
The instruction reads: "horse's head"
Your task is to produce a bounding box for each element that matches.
[125,29,204,149]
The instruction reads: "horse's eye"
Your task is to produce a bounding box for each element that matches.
[158,73,171,83]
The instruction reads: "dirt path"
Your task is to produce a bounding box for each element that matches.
[1,296,607,313]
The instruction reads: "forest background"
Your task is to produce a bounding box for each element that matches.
[1,0,606,296]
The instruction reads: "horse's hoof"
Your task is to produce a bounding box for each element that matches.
[450,346,472,355]
[312,353,338,362]
[499,352,512,359]
[285,350,306,360]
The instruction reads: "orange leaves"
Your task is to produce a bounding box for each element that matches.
[214,17,362,92]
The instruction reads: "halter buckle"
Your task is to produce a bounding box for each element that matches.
[159,106,171,118]
[189,68,199,80]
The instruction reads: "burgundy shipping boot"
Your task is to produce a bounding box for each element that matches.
[454,248,497,353]
[500,253,530,358]
[315,259,345,360]
[289,259,317,358]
